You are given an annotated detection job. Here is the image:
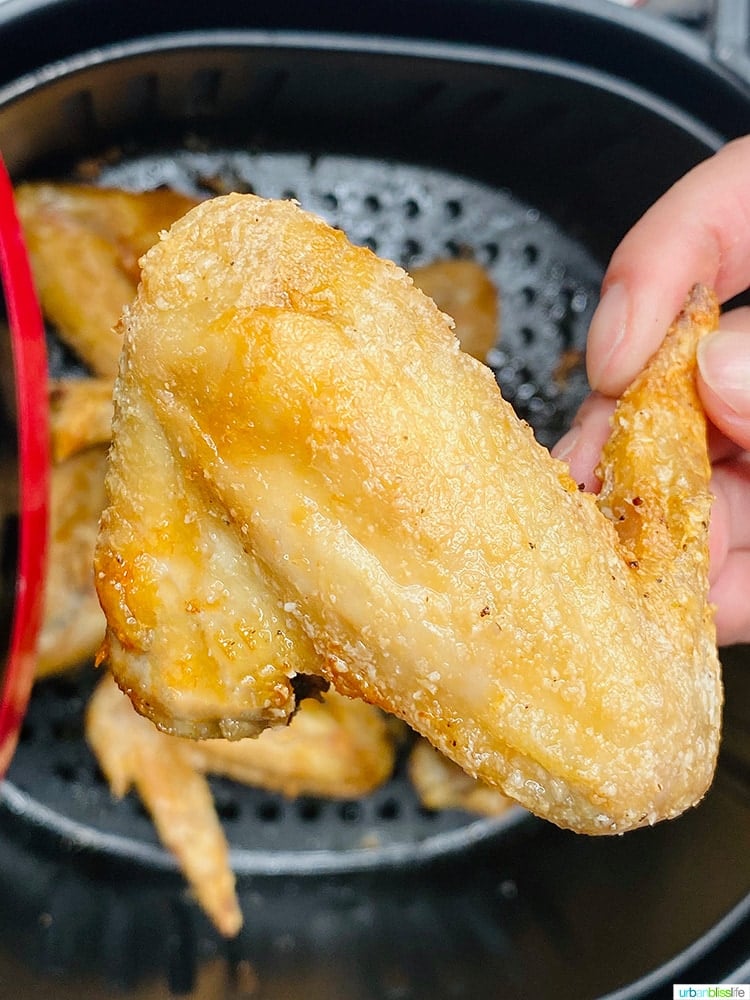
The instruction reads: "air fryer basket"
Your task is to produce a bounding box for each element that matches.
[1,25,750,1000]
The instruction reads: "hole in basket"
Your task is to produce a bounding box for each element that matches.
[48,677,83,703]
[403,198,420,219]
[321,192,338,212]
[377,798,400,821]
[186,68,223,115]
[53,761,79,783]
[51,718,83,743]
[338,801,361,823]
[215,798,241,823]
[482,242,500,265]
[443,239,462,259]
[61,88,96,136]
[401,239,422,264]
[364,194,381,214]
[297,799,322,822]
[520,326,536,346]
[257,800,282,823]
[521,286,536,305]
[444,199,462,220]
[522,244,540,266]
[123,72,159,121]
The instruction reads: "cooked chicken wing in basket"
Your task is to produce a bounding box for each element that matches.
[94,193,720,836]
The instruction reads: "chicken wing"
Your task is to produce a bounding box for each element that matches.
[410,258,499,361]
[86,673,396,934]
[49,377,115,462]
[16,183,200,376]
[37,445,108,678]
[95,194,721,835]
[408,738,516,818]
[186,690,395,799]
[85,673,243,937]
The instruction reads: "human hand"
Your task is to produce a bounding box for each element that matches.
[553,136,750,645]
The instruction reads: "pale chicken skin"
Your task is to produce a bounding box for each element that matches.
[95,194,721,835]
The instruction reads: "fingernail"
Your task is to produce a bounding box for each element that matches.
[697,329,750,415]
[587,283,629,391]
[551,424,580,463]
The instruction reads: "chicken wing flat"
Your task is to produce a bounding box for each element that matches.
[16,182,200,376]
[95,194,721,835]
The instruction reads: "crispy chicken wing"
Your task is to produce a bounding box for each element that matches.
[16,183,200,376]
[186,690,395,800]
[86,673,395,934]
[408,738,516,818]
[49,377,115,462]
[95,194,721,834]
[410,258,499,361]
[37,445,108,678]
[85,673,242,937]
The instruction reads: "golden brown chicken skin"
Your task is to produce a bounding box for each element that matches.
[95,194,721,835]
[48,377,115,463]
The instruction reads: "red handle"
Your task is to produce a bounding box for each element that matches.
[0,154,49,776]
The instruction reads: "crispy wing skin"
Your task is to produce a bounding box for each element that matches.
[95,194,721,834]
[86,673,242,937]
[16,183,200,376]
[410,258,499,361]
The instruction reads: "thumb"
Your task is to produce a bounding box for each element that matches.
[696,328,750,450]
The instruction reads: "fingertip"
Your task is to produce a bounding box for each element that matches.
[697,329,750,450]
[551,393,615,493]
[586,282,628,393]
[586,281,682,397]
[708,549,750,647]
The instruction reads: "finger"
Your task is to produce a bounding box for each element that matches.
[697,328,750,450]
[707,423,742,465]
[712,454,750,551]
[586,135,750,396]
[709,548,750,647]
[719,305,750,331]
[707,455,750,589]
[551,392,615,492]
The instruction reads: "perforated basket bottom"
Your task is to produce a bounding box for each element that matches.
[4,147,601,876]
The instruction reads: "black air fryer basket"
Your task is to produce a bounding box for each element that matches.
[1,2,750,998]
